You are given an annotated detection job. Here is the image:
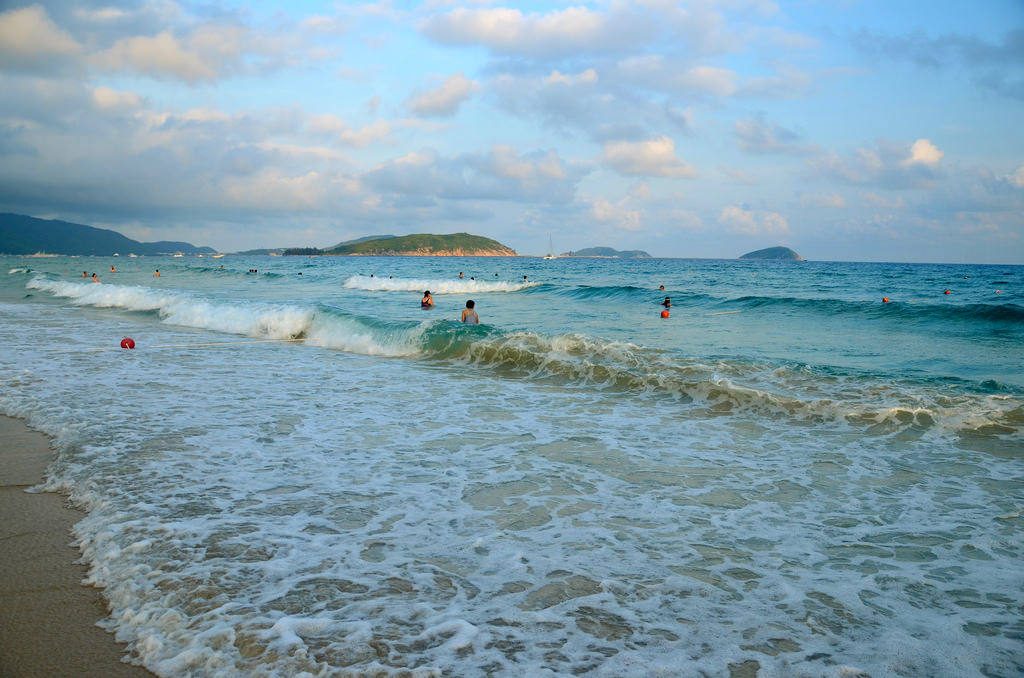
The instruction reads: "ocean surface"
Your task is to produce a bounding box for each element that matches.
[1,254,1022,677]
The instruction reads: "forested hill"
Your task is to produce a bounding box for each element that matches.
[308,233,517,256]
[0,213,214,255]
[739,246,804,261]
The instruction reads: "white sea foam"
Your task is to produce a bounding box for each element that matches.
[25,278,420,356]
[343,274,537,294]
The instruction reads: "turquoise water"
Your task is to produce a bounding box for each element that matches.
[1,255,1022,677]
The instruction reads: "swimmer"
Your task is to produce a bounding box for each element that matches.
[494,273,499,277]
[659,285,665,291]
[110,265,116,273]
[82,271,88,277]
[421,290,434,308]
[661,297,671,307]
[461,300,479,324]
[523,275,528,282]
[91,273,100,283]
[470,276,475,281]
[154,269,160,277]
[459,272,464,279]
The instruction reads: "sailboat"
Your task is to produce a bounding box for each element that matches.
[543,235,556,260]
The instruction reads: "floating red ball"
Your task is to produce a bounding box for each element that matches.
[882,297,889,303]
[120,337,135,349]
[660,310,670,318]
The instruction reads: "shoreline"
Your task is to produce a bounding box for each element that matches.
[0,415,156,678]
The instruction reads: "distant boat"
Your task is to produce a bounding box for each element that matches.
[172,253,183,258]
[543,235,555,260]
[197,254,203,257]
[212,254,225,259]
[28,252,58,258]
[128,253,137,258]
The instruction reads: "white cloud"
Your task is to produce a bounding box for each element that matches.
[902,138,943,168]
[301,15,349,34]
[811,138,945,189]
[861,192,906,209]
[419,6,655,58]
[717,205,789,235]
[93,31,216,82]
[590,196,642,231]
[544,68,598,86]
[680,65,737,96]
[363,145,584,205]
[91,86,142,111]
[339,120,392,147]
[307,114,392,147]
[603,136,696,177]
[718,165,756,184]
[0,5,81,71]
[735,116,816,155]
[1005,165,1024,188]
[407,72,479,117]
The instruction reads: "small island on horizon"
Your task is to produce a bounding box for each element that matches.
[560,246,651,259]
[739,246,804,261]
[285,233,517,257]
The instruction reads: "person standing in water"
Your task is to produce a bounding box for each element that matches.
[461,300,479,324]
[421,290,434,308]
[154,269,160,277]
[91,273,100,283]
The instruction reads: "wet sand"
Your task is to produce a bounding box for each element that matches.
[0,415,156,677]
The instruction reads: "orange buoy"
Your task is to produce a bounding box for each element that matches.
[882,297,889,303]
[120,337,135,349]
[996,290,1001,294]
[661,310,670,318]
[944,289,951,294]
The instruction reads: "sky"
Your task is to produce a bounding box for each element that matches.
[0,1,1022,262]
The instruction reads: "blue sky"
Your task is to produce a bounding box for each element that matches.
[0,0,1022,262]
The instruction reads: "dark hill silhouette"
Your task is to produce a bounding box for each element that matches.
[0,213,214,255]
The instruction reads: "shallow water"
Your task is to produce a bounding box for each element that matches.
[1,255,1022,676]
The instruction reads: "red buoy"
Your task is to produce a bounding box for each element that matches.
[661,310,670,318]
[120,337,135,349]
[944,289,951,294]
[882,297,889,303]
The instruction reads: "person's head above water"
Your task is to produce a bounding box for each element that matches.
[423,290,430,296]
[466,300,475,309]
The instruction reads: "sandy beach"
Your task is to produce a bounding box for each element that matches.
[0,415,155,678]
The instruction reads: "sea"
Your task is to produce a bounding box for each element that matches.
[0,254,1021,678]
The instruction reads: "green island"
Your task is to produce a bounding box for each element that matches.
[739,246,804,261]
[285,233,517,257]
[561,246,651,259]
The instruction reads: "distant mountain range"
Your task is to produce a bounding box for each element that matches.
[0,213,215,255]
[285,233,517,256]
[561,246,651,258]
[739,246,804,261]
